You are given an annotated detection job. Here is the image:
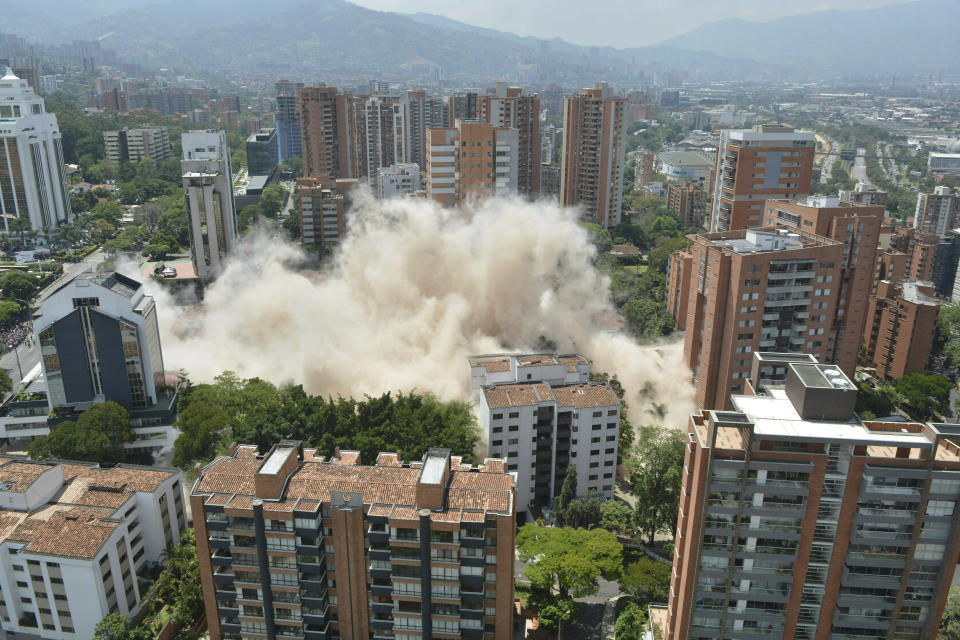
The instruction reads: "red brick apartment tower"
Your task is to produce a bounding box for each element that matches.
[194,443,516,640]
[864,280,939,379]
[666,359,960,640]
[299,86,356,179]
[709,125,815,232]
[560,83,626,229]
[762,196,884,376]
[667,227,844,410]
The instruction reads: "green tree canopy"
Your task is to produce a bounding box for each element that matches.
[619,557,671,604]
[941,587,960,639]
[625,425,686,545]
[0,300,21,326]
[259,185,287,218]
[516,524,623,599]
[28,401,132,464]
[599,500,635,533]
[896,372,952,421]
[0,270,40,302]
[614,602,648,640]
[172,372,480,469]
[623,298,675,339]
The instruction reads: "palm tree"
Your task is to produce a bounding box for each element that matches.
[8,218,30,247]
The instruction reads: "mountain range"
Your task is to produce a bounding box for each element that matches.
[4,0,959,82]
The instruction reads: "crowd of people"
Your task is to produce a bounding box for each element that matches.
[2,322,32,354]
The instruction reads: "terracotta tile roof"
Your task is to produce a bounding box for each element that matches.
[0,461,52,491]
[6,506,119,559]
[469,357,511,372]
[194,448,514,515]
[303,450,326,462]
[195,458,262,494]
[205,494,231,506]
[376,453,401,467]
[235,445,259,459]
[60,463,176,493]
[557,355,589,372]
[460,511,485,522]
[551,383,618,409]
[390,506,419,521]
[368,504,393,517]
[480,460,506,473]
[331,451,361,465]
[483,384,542,408]
[430,510,462,522]
[517,355,556,366]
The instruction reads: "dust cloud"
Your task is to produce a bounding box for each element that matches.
[143,192,695,428]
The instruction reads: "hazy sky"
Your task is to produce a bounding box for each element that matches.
[349,0,906,48]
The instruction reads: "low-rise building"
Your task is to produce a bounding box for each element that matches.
[469,354,618,520]
[839,182,887,206]
[928,152,960,174]
[656,151,712,181]
[297,176,358,247]
[0,457,186,639]
[192,442,516,640]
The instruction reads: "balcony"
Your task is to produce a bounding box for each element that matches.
[209,535,231,550]
[304,622,330,640]
[207,513,228,531]
[303,604,329,625]
[211,552,233,567]
[302,592,328,609]
[215,589,237,603]
[220,618,241,634]
[372,580,392,597]
[214,571,236,586]
[369,547,391,561]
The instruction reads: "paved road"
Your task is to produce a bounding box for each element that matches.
[851,148,869,185]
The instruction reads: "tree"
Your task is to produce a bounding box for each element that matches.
[7,217,31,246]
[614,603,648,640]
[172,401,231,468]
[29,402,132,464]
[143,232,181,261]
[0,270,40,301]
[531,593,578,631]
[625,425,686,545]
[941,587,960,639]
[259,184,287,218]
[238,204,261,233]
[563,492,602,529]
[89,199,124,224]
[600,501,635,533]
[0,369,12,396]
[90,219,117,243]
[516,524,623,599]
[895,373,953,421]
[623,298,674,339]
[93,613,131,640]
[581,222,613,253]
[931,304,960,378]
[555,465,578,525]
[283,208,302,239]
[619,558,671,603]
[0,300,21,326]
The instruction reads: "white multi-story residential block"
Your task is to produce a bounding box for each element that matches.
[377,163,422,199]
[0,67,71,232]
[0,457,186,639]
[181,130,238,279]
[469,354,619,521]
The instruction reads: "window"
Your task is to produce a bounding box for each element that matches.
[492,413,503,420]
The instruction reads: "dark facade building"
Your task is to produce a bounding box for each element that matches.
[276,81,304,162]
[246,128,278,176]
[34,271,165,412]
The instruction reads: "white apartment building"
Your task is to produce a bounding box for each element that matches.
[37,76,58,95]
[103,126,171,164]
[915,186,959,237]
[181,130,239,279]
[0,67,71,232]
[0,458,186,640]
[377,163,422,199]
[470,354,618,522]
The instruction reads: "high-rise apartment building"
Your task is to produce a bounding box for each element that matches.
[761,196,884,374]
[890,226,939,282]
[667,227,844,410]
[377,163,421,199]
[246,128,278,176]
[560,83,626,229]
[539,163,560,200]
[447,92,478,126]
[355,94,407,186]
[192,442,516,640]
[839,182,887,207]
[103,126,171,164]
[426,121,518,208]
[914,186,959,237]
[665,356,960,640]
[297,176,357,247]
[865,279,939,379]
[709,125,816,232]
[666,182,707,228]
[34,270,165,413]
[0,457,186,640]
[299,86,355,180]
[402,90,447,171]
[0,67,71,232]
[469,354,618,522]
[477,84,541,197]
[275,81,304,162]
[181,130,239,279]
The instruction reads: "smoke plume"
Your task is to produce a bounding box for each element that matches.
[149,192,695,428]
